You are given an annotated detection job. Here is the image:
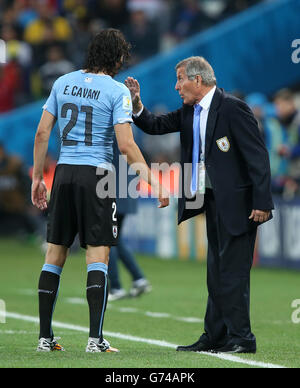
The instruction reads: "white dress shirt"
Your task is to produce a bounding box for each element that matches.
[196,85,216,160]
[194,85,216,192]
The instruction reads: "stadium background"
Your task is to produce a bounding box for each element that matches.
[0,0,300,369]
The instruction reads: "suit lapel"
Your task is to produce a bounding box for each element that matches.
[205,88,223,157]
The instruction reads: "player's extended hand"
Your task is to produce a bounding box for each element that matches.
[125,77,142,114]
[249,209,270,223]
[31,179,48,211]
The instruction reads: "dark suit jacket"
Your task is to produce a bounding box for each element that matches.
[133,88,274,236]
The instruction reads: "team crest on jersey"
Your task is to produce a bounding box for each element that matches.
[216,136,230,152]
[123,96,131,110]
[113,225,118,239]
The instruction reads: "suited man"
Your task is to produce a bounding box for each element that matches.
[125,56,274,354]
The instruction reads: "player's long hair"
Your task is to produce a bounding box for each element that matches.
[84,29,131,77]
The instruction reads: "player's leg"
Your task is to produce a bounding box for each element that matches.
[76,166,118,352]
[85,246,119,352]
[37,244,68,351]
[37,165,76,351]
[86,245,109,345]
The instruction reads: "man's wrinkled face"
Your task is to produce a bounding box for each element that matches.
[175,66,198,106]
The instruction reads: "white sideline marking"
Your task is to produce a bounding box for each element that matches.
[65,297,204,324]
[3,311,286,369]
[0,330,72,335]
[145,312,171,318]
[65,298,292,325]
[65,297,85,305]
[200,352,286,369]
[118,307,139,313]
[0,330,35,335]
[20,293,290,326]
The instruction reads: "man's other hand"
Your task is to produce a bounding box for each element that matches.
[249,209,270,223]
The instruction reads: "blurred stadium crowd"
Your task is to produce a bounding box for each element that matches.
[1,0,300,240]
[0,0,262,108]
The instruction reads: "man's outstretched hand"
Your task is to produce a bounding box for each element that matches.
[125,77,143,114]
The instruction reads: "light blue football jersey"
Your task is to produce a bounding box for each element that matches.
[43,70,133,169]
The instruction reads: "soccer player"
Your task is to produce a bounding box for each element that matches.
[32,29,169,353]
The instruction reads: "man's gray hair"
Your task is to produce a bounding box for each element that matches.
[175,56,216,86]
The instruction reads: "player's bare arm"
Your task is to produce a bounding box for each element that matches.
[32,110,57,211]
[114,122,169,208]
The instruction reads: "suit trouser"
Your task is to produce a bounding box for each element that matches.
[200,189,257,348]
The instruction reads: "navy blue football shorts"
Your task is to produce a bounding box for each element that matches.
[47,164,118,249]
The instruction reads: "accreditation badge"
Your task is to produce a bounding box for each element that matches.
[198,161,206,194]
[216,136,230,152]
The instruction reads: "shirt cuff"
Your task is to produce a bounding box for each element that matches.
[133,105,144,118]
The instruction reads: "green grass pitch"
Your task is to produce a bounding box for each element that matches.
[0,238,299,368]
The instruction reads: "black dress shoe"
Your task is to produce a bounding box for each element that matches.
[176,339,215,352]
[212,344,256,354]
